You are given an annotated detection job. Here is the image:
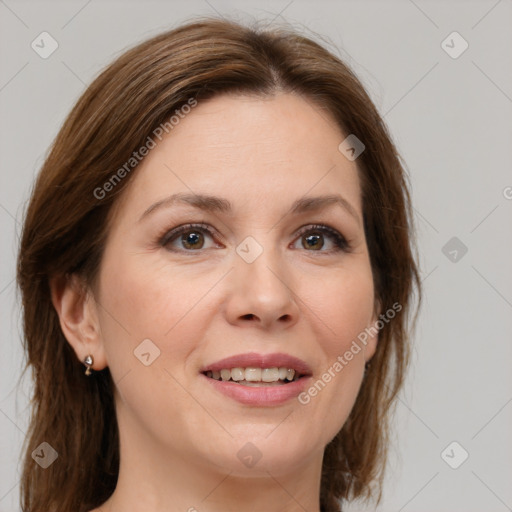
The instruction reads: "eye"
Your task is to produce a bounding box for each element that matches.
[158,222,351,254]
[160,223,219,252]
[292,224,350,253]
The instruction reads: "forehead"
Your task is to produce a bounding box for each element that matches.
[109,92,362,224]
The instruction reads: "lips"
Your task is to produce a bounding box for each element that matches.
[200,352,313,376]
[199,352,313,406]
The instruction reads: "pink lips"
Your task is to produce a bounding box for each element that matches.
[200,352,313,407]
[200,352,312,376]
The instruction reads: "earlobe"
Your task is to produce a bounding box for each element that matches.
[49,273,107,372]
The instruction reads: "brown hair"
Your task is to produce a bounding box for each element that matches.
[16,16,421,512]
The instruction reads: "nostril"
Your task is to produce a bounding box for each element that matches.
[242,314,256,320]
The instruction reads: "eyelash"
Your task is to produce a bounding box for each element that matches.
[158,222,351,254]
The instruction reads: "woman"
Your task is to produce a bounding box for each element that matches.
[16,17,421,512]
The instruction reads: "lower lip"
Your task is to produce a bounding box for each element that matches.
[200,373,312,406]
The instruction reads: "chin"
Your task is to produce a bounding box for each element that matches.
[196,427,321,476]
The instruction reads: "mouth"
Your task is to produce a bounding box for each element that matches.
[202,367,304,386]
[199,352,313,403]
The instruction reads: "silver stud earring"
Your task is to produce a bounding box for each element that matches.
[83,354,94,376]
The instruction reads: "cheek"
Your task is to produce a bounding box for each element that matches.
[293,263,375,444]
[299,262,375,354]
[95,255,217,432]
[96,252,222,375]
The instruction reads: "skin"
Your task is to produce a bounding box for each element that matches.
[51,92,379,512]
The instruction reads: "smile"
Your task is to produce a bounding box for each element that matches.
[203,367,302,386]
[199,352,312,406]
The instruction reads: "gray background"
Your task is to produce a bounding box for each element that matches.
[1,0,511,510]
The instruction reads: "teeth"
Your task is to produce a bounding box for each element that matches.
[286,369,295,381]
[245,367,261,381]
[231,367,244,381]
[261,368,279,382]
[220,369,231,381]
[205,367,299,383]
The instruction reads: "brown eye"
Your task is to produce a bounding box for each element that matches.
[302,232,324,250]
[293,224,350,253]
[160,224,217,252]
[180,231,205,250]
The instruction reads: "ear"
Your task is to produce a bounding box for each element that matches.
[363,298,381,363]
[49,273,108,372]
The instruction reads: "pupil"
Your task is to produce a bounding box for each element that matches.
[305,233,323,250]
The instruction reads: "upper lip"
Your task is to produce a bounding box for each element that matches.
[200,352,312,376]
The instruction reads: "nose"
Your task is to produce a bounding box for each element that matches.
[223,242,300,330]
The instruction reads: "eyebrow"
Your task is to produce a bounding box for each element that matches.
[138,192,361,225]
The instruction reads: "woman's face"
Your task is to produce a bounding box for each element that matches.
[92,92,378,476]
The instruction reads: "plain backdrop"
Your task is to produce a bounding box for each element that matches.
[1,1,511,511]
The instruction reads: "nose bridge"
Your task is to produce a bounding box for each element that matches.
[236,234,286,296]
[226,233,299,326]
